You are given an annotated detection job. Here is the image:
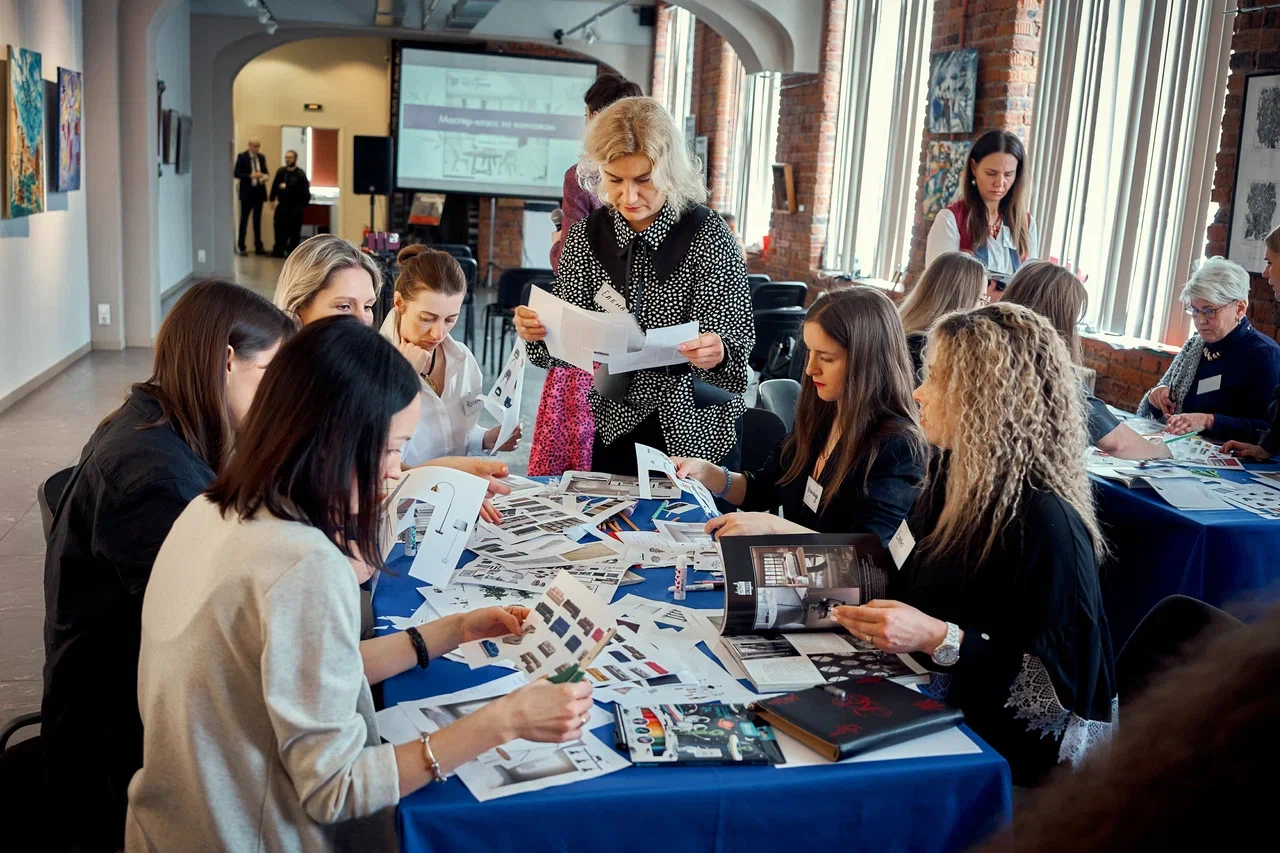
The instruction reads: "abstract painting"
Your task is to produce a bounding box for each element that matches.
[161,109,174,165]
[922,140,972,220]
[56,67,80,191]
[926,48,978,134]
[5,45,45,218]
[1228,72,1280,272]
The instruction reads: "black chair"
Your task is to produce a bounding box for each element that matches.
[0,711,45,828]
[37,467,74,542]
[741,407,787,483]
[455,256,479,350]
[758,379,801,432]
[750,306,805,372]
[434,242,473,260]
[751,282,807,311]
[1116,595,1243,703]
[484,269,551,365]
[747,273,771,287]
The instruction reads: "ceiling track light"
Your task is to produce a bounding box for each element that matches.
[250,0,279,35]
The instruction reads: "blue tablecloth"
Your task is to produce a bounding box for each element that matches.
[373,493,1013,853]
[1093,463,1280,650]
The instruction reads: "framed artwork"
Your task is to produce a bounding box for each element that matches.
[922,140,972,220]
[176,114,193,174]
[56,67,81,192]
[161,108,175,165]
[5,45,46,218]
[926,48,978,135]
[1227,72,1280,274]
[771,163,796,214]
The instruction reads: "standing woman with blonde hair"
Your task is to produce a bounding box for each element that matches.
[273,233,383,326]
[833,303,1116,786]
[899,251,989,379]
[515,96,754,474]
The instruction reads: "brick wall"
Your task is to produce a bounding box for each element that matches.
[1082,337,1177,413]
[477,199,526,275]
[903,0,1042,287]
[651,1,673,103]
[758,0,846,288]
[1205,9,1280,344]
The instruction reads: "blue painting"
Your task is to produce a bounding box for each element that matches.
[57,67,81,192]
[6,45,46,217]
[922,140,972,219]
[926,48,978,135]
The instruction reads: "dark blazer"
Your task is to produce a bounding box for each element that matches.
[234,150,268,201]
[269,166,311,207]
[42,388,214,848]
[1262,382,1280,455]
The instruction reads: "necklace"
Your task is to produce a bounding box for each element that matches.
[423,348,442,396]
[988,215,1002,239]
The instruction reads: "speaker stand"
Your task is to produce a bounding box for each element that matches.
[485,195,497,288]
[369,193,378,234]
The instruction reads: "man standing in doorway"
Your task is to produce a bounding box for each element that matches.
[269,150,311,257]
[234,138,269,256]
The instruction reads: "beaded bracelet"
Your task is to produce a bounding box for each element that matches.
[420,732,447,783]
[712,465,733,499]
[405,626,430,670]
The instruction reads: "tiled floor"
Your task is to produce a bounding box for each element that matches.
[0,257,545,723]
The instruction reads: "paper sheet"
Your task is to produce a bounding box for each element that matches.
[608,321,700,372]
[1146,478,1236,511]
[374,597,440,632]
[772,725,981,768]
[487,495,596,545]
[634,443,721,516]
[388,466,489,585]
[1205,480,1280,519]
[483,341,526,455]
[528,286,640,372]
[449,559,628,599]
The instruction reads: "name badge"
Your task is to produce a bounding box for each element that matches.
[888,520,916,570]
[803,477,823,512]
[463,396,485,415]
[594,284,628,314]
[1197,374,1222,395]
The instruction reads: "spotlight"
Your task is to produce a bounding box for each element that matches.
[585,20,599,44]
[265,18,278,35]
[243,0,258,7]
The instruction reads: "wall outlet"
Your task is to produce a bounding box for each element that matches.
[97,303,111,326]
[197,249,206,264]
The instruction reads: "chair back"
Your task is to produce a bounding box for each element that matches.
[741,407,787,474]
[747,273,771,286]
[37,466,75,542]
[758,378,802,432]
[750,306,806,371]
[752,282,808,311]
[434,242,473,260]
[496,268,553,310]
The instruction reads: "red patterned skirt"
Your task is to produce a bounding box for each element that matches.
[527,365,595,476]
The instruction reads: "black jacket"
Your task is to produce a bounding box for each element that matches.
[1262,382,1280,455]
[234,150,268,201]
[41,388,214,847]
[270,166,311,208]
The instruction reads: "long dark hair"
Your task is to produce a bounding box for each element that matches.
[206,317,420,570]
[1001,260,1089,364]
[779,286,926,511]
[131,279,294,472]
[962,129,1030,258]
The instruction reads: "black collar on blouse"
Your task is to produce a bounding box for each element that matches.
[611,201,677,252]
[585,202,711,295]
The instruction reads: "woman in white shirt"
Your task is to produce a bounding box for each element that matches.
[925,129,1039,302]
[380,244,521,466]
[125,317,593,853]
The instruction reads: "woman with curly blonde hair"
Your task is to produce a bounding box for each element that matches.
[833,302,1117,786]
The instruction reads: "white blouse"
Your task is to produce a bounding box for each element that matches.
[379,312,487,466]
[924,208,1040,275]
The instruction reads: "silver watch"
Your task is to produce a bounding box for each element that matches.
[931,622,961,666]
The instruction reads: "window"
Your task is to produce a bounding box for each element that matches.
[659,5,696,121]
[824,0,934,279]
[724,70,781,248]
[1029,0,1231,344]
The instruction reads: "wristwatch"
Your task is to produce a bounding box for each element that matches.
[931,622,961,666]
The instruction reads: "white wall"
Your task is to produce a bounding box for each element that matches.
[155,0,192,294]
[0,0,91,402]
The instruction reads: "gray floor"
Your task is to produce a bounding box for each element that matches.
[0,255,544,724]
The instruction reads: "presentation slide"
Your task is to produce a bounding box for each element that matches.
[396,48,597,199]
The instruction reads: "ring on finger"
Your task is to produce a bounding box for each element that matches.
[580,713,589,726]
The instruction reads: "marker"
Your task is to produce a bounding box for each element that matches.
[673,561,687,601]
[655,500,669,517]
[823,685,847,699]
[667,582,723,592]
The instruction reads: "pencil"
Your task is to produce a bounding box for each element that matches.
[619,511,640,531]
[1164,431,1199,444]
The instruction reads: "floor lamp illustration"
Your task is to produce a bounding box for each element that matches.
[429,482,471,567]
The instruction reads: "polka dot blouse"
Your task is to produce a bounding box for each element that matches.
[526,202,755,462]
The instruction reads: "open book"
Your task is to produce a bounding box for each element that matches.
[717,534,929,692]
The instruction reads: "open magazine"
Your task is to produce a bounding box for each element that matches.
[716,534,928,692]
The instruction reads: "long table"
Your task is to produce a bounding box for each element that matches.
[372,492,1012,853]
[1093,462,1280,650]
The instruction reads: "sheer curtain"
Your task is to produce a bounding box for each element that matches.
[724,70,782,247]
[1028,0,1231,344]
[823,0,933,278]
[660,6,697,120]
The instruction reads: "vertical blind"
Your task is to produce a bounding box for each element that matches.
[724,70,782,247]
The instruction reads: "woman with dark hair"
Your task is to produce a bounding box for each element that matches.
[42,280,295,851]
[834,303,1116,786]
[675,287,926,544]
[925,129,1039,300]
[124,318,594,852]
[899,251,989,380]
[1002,260,1170,460]
[380,244,521,464]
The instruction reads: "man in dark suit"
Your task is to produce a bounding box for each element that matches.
[269,150,311,257]
[233,138,269,256]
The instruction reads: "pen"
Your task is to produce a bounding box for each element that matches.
[667,582,723,592]
[655,500,669,517]
[1164,431,1199,444]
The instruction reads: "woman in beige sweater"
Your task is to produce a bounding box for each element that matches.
[125,317,593,853]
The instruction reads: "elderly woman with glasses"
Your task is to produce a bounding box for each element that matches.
[1138,257,1280,442]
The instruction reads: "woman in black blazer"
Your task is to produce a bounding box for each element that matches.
[676,286,927,546]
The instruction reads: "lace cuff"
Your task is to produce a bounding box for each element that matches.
[1004,653,1118,766]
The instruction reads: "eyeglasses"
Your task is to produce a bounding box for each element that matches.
[1184,303,1234,319]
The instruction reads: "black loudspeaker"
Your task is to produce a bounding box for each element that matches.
[638,6,655,26]
[353,135,393,195]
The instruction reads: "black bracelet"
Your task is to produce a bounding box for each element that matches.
[405,626,430,670]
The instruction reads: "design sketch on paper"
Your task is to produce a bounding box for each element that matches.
[1245,182,1277,242]
[1254,86,1280,150]
[926,48,978,135]
[56,67,81,192]
[6,45,46,218]
[922,140,972,219]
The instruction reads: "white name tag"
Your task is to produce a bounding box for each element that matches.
[803,477,823,512]
[594,284,628,314]
[1197,374,1223,395]
[463,395,485,415]
[888,520,915,570]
